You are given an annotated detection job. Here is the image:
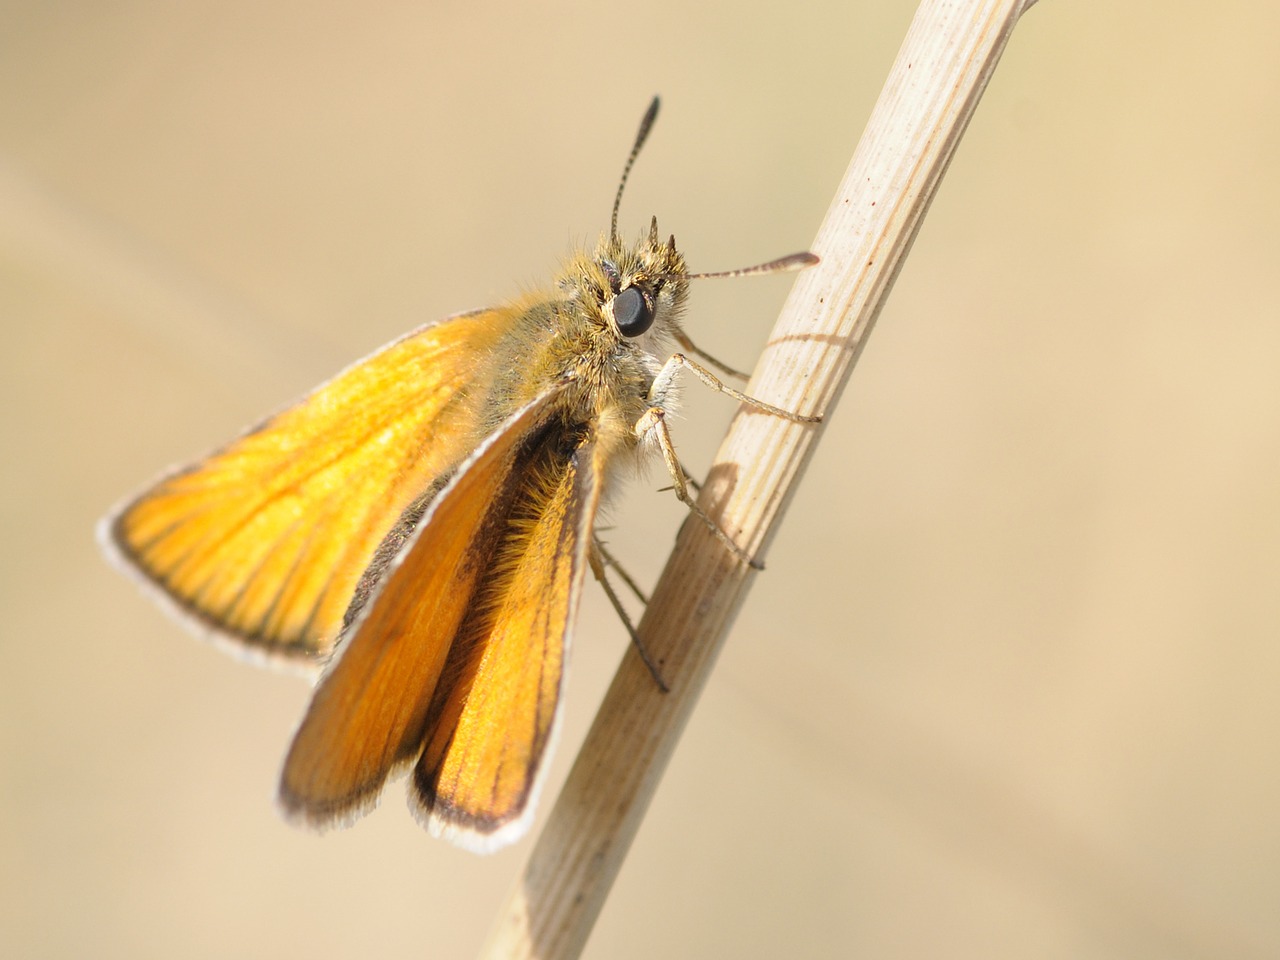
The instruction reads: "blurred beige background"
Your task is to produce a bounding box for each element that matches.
[3,1,1278,957]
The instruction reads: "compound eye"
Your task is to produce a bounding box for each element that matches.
[612,286,654,337]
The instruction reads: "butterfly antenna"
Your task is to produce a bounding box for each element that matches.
[661,251,819,281]
[611,96,661,243]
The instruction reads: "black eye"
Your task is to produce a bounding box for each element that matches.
[612,286,654,337]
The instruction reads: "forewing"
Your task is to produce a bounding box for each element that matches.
[277,389,566,828]
[102,309,509,664]
[410,431,603,852]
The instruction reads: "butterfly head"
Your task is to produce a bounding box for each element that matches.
[596,215,689,342]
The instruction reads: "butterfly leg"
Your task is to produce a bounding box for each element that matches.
[648,353,822,424]
[656,460,702,496]
[588,541,669,692]
[593,538,649,605]
[633,405,765,571]
[671,330,749,382]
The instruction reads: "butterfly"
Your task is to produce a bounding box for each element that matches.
[101,97,817,852]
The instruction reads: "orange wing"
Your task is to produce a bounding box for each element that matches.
[411,429,603,851]
[101,310,510,665]
[276,389,576,828]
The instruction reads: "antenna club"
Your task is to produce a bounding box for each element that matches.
[610,96,663,243]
